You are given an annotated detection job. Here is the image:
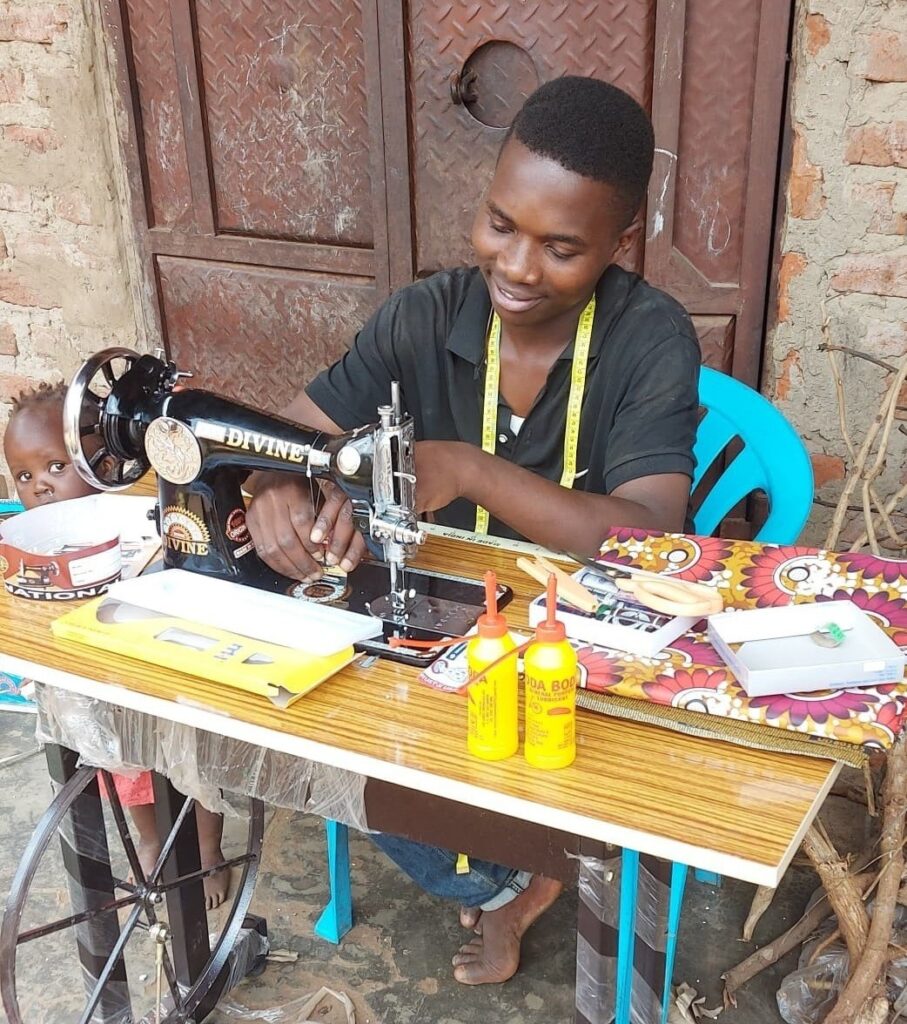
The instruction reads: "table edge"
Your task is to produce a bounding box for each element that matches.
[2,652,839,887]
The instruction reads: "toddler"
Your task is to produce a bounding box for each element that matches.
[4,382,230,909]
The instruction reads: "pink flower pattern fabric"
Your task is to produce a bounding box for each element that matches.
[576,532,907,750]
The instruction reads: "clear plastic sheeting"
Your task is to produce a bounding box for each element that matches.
[777,901,907,1024]
[218,922,270,998]
[214,987,356,1023]
[574,850,620,1024]
[35,684,369,830]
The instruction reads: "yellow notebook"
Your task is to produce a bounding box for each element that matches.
[52,596,356,709]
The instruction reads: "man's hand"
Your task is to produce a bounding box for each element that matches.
[245,473,367,581]
[413,441,473,513]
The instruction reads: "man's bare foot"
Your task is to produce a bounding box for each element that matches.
[459,906,482,933]
[452,875,563,985]
[200,841,230,911]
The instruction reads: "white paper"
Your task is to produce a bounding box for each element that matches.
[108,569,382,656]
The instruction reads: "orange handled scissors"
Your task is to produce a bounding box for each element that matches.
[567,551,724,617]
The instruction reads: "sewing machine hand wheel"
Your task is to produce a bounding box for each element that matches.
[63,347,150,491]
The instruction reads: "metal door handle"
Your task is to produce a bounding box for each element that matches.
[449,69,478,106]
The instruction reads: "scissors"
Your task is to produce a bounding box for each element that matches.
[516,552,724,618]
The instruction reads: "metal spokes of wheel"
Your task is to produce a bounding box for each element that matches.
[1,765,264,1024]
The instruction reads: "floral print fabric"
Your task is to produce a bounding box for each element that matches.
[577,532,907,750]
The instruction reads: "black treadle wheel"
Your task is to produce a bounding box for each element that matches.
[1,766,264,1024]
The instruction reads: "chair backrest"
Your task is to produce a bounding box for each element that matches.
[693,366,813,544]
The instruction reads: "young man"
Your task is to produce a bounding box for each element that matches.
[247,76,700,983]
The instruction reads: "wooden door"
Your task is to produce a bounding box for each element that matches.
[105,0,791,403]
[105,0,392,410]
[396,0,791,385]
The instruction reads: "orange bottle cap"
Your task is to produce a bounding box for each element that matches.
[476,570,508,639]
[534,573,566,643]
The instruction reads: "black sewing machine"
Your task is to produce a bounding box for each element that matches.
[62,348,510,665]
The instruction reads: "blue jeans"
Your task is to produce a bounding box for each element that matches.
[370,832,520,907]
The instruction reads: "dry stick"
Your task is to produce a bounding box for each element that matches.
[825,733,907,1024]
[852,482,907,552]
[822,337,907,549]
[825,355,907,552]
[742,884,777,942]
[824,349,901,552]
[828,345,907,552]
[823,340,906,551]
[858,356,907,556]
[819,343,900,374]
[722,872,874,1004]
[801,820,871,961]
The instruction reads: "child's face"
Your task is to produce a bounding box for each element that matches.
[4,403,99,510]
[472,137,635,330]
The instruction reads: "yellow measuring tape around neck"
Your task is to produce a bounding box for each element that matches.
[474,295,596,535]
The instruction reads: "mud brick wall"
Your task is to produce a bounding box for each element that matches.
[0,0,142,496]
[766,1,907,544]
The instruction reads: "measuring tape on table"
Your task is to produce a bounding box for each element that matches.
[474,294,596,535]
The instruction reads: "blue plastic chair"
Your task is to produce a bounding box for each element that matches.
[318,366,814,1024]
[620,366,813,1022]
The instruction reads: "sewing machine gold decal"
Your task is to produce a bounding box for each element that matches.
[161,506,210,557]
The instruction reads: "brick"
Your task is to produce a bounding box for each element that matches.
[830,253,907,299]
[2,124,60,153]
[810,454,846,489]
[863,30,907,83]
[845,123,907,169]
[805,13,830,57]
[0,5,67,45]
[0,323,16,357]
[0,271,57,308]
[788,129,825,219]
[0,373,47,403]
[777,251,808,322]
[0,183,30,212]
[775,348,801,401]
[29,324,60,357]
[54,189,93,225]
[0,68,25,104]
[851,181,907,235]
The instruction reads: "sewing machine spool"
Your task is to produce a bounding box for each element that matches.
[63,348,511,666]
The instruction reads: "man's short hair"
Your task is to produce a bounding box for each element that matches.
[509,76,655,230]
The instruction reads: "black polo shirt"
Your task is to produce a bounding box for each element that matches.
[307,265,700,540]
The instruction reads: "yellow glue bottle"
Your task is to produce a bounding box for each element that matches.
[524,573,577,770]
[466,570,518,761]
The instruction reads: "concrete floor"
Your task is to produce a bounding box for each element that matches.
[0,710,858,1024]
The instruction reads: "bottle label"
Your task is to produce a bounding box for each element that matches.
[525,671,577,754]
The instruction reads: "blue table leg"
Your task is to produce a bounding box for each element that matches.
[661,862,688,1024]
[314,819,353,944]
[615,848,640,1024]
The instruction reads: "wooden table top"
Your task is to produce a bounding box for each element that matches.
[0,522,838,886]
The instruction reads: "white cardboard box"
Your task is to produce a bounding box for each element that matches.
[527,567,699,656]
[707,600,906,697]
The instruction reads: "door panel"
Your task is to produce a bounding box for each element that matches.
[194,0,374,246]
[105,0,389,397]
[156,257,376,410]
[404,0,655,276]
[124,0,193,230]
